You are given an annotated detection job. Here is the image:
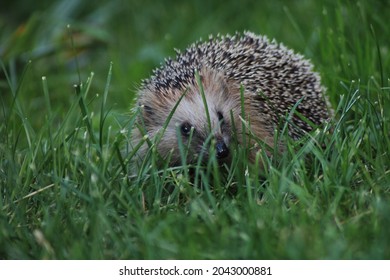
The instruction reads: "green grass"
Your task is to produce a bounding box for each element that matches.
[1,0,390,259]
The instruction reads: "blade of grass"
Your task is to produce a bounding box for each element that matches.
[99,62,113,149]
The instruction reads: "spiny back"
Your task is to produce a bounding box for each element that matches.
[140,31,331,140]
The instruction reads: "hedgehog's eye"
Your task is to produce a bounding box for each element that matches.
[180,122,193,137]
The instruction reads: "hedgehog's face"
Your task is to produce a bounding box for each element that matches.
[136,68,242,166]
[168,93,235,164]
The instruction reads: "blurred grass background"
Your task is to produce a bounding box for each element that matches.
[1,0,390,259]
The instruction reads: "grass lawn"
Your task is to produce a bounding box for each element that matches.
[1,0,389,259]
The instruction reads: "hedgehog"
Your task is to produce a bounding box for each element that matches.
[130,31,332,168]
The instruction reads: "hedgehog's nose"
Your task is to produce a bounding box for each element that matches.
[215,140,229,159]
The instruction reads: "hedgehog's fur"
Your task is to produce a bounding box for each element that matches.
[131,31,332,167]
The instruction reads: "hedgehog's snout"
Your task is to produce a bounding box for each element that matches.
[215,139,229,159]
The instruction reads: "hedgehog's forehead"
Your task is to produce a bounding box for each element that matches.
[176,90,232,120]
[177,94,218,114]
[155,69,238,122]
[173,97,207,123]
